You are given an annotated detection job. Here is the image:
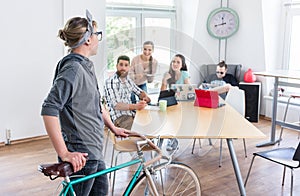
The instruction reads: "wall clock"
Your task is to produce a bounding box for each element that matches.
[207,7,239,39]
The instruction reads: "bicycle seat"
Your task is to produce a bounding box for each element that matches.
[38,162,73,178]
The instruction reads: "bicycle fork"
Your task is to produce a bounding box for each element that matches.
[144,168,159,196]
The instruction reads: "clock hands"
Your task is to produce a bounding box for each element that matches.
[214,16,226,27]
[214,22,226,27]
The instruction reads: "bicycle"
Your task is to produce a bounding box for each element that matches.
[38,132,201,195]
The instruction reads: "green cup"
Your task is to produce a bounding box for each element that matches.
[159,100,167,112]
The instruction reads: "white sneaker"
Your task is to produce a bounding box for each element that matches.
[166,138,179,151]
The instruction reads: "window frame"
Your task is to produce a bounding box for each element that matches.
[282,2,300,70]
[105,5,176,71]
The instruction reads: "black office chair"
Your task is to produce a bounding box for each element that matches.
[244,142,300,196]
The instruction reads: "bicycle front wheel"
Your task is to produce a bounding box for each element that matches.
[129,162,201,196]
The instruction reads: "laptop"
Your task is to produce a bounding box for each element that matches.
[170,84,196,101]
[194,89,225,108]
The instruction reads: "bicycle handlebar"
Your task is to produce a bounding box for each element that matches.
[128,131,163,167]
[38,132,162,179]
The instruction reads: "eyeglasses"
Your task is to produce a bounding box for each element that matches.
[216,71,225,75]
[93,31,102,41]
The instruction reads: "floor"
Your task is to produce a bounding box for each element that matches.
[1,118,300,195]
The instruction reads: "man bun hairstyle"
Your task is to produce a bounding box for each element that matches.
[218,60,227,69]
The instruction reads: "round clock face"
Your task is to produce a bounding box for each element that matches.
[207,7,239,39]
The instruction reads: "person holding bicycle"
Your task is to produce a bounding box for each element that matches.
[41,10,129,195]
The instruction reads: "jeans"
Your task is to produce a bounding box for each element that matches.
[71,160,108,196]
[131,83,147,104]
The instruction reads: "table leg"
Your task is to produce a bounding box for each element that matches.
[256,77,280,147]
[226,139,246,196]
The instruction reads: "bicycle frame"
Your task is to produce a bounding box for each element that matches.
[59,158,142,195]
[38,134,166,196]
[59,139,162,196]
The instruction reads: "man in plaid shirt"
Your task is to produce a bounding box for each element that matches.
[104,55,151,129]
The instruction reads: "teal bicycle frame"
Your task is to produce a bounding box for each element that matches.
[58,135,165,196]
[38,134,166,196]
[60,158,143,196]
[39,136,202,195]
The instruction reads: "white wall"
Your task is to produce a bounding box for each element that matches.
[180,0,266,80]
[175,0,215,85]
[0,0,284,142]
[174,0,267,87]
[178,0,284,116]
[0,0,62,143]
[0,0,105,143]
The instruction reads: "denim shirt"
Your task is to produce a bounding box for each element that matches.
[41,53,104,161]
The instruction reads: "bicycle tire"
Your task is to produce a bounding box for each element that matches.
[129,161,201,196]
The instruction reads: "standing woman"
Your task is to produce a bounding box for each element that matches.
[130,41,158,103]
[161,54,190,91]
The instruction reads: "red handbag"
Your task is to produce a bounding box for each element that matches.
[244,68,256,83]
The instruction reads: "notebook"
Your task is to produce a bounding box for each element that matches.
[194,89,225,108]
[170,84,196,101]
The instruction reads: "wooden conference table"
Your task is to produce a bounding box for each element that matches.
[255,70,300,147]
[131,101,265,196]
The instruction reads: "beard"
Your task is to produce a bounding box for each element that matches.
[116,70,128,78]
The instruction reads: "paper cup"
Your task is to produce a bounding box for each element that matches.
[159,100,167,112]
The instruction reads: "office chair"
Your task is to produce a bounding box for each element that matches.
[199,64,242,84]
[103,126,111,159]
[245,142,300,196]
[104,128,141,195]
[278,95,300,146]
[105,128,154,195]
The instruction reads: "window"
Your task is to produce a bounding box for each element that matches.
[107,0,174,7]
[283,1,300,71]
[105,1,176,72]
[280,1,300,94]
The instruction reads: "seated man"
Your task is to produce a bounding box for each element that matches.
[201,61,238,98]
[104,55,151,130]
